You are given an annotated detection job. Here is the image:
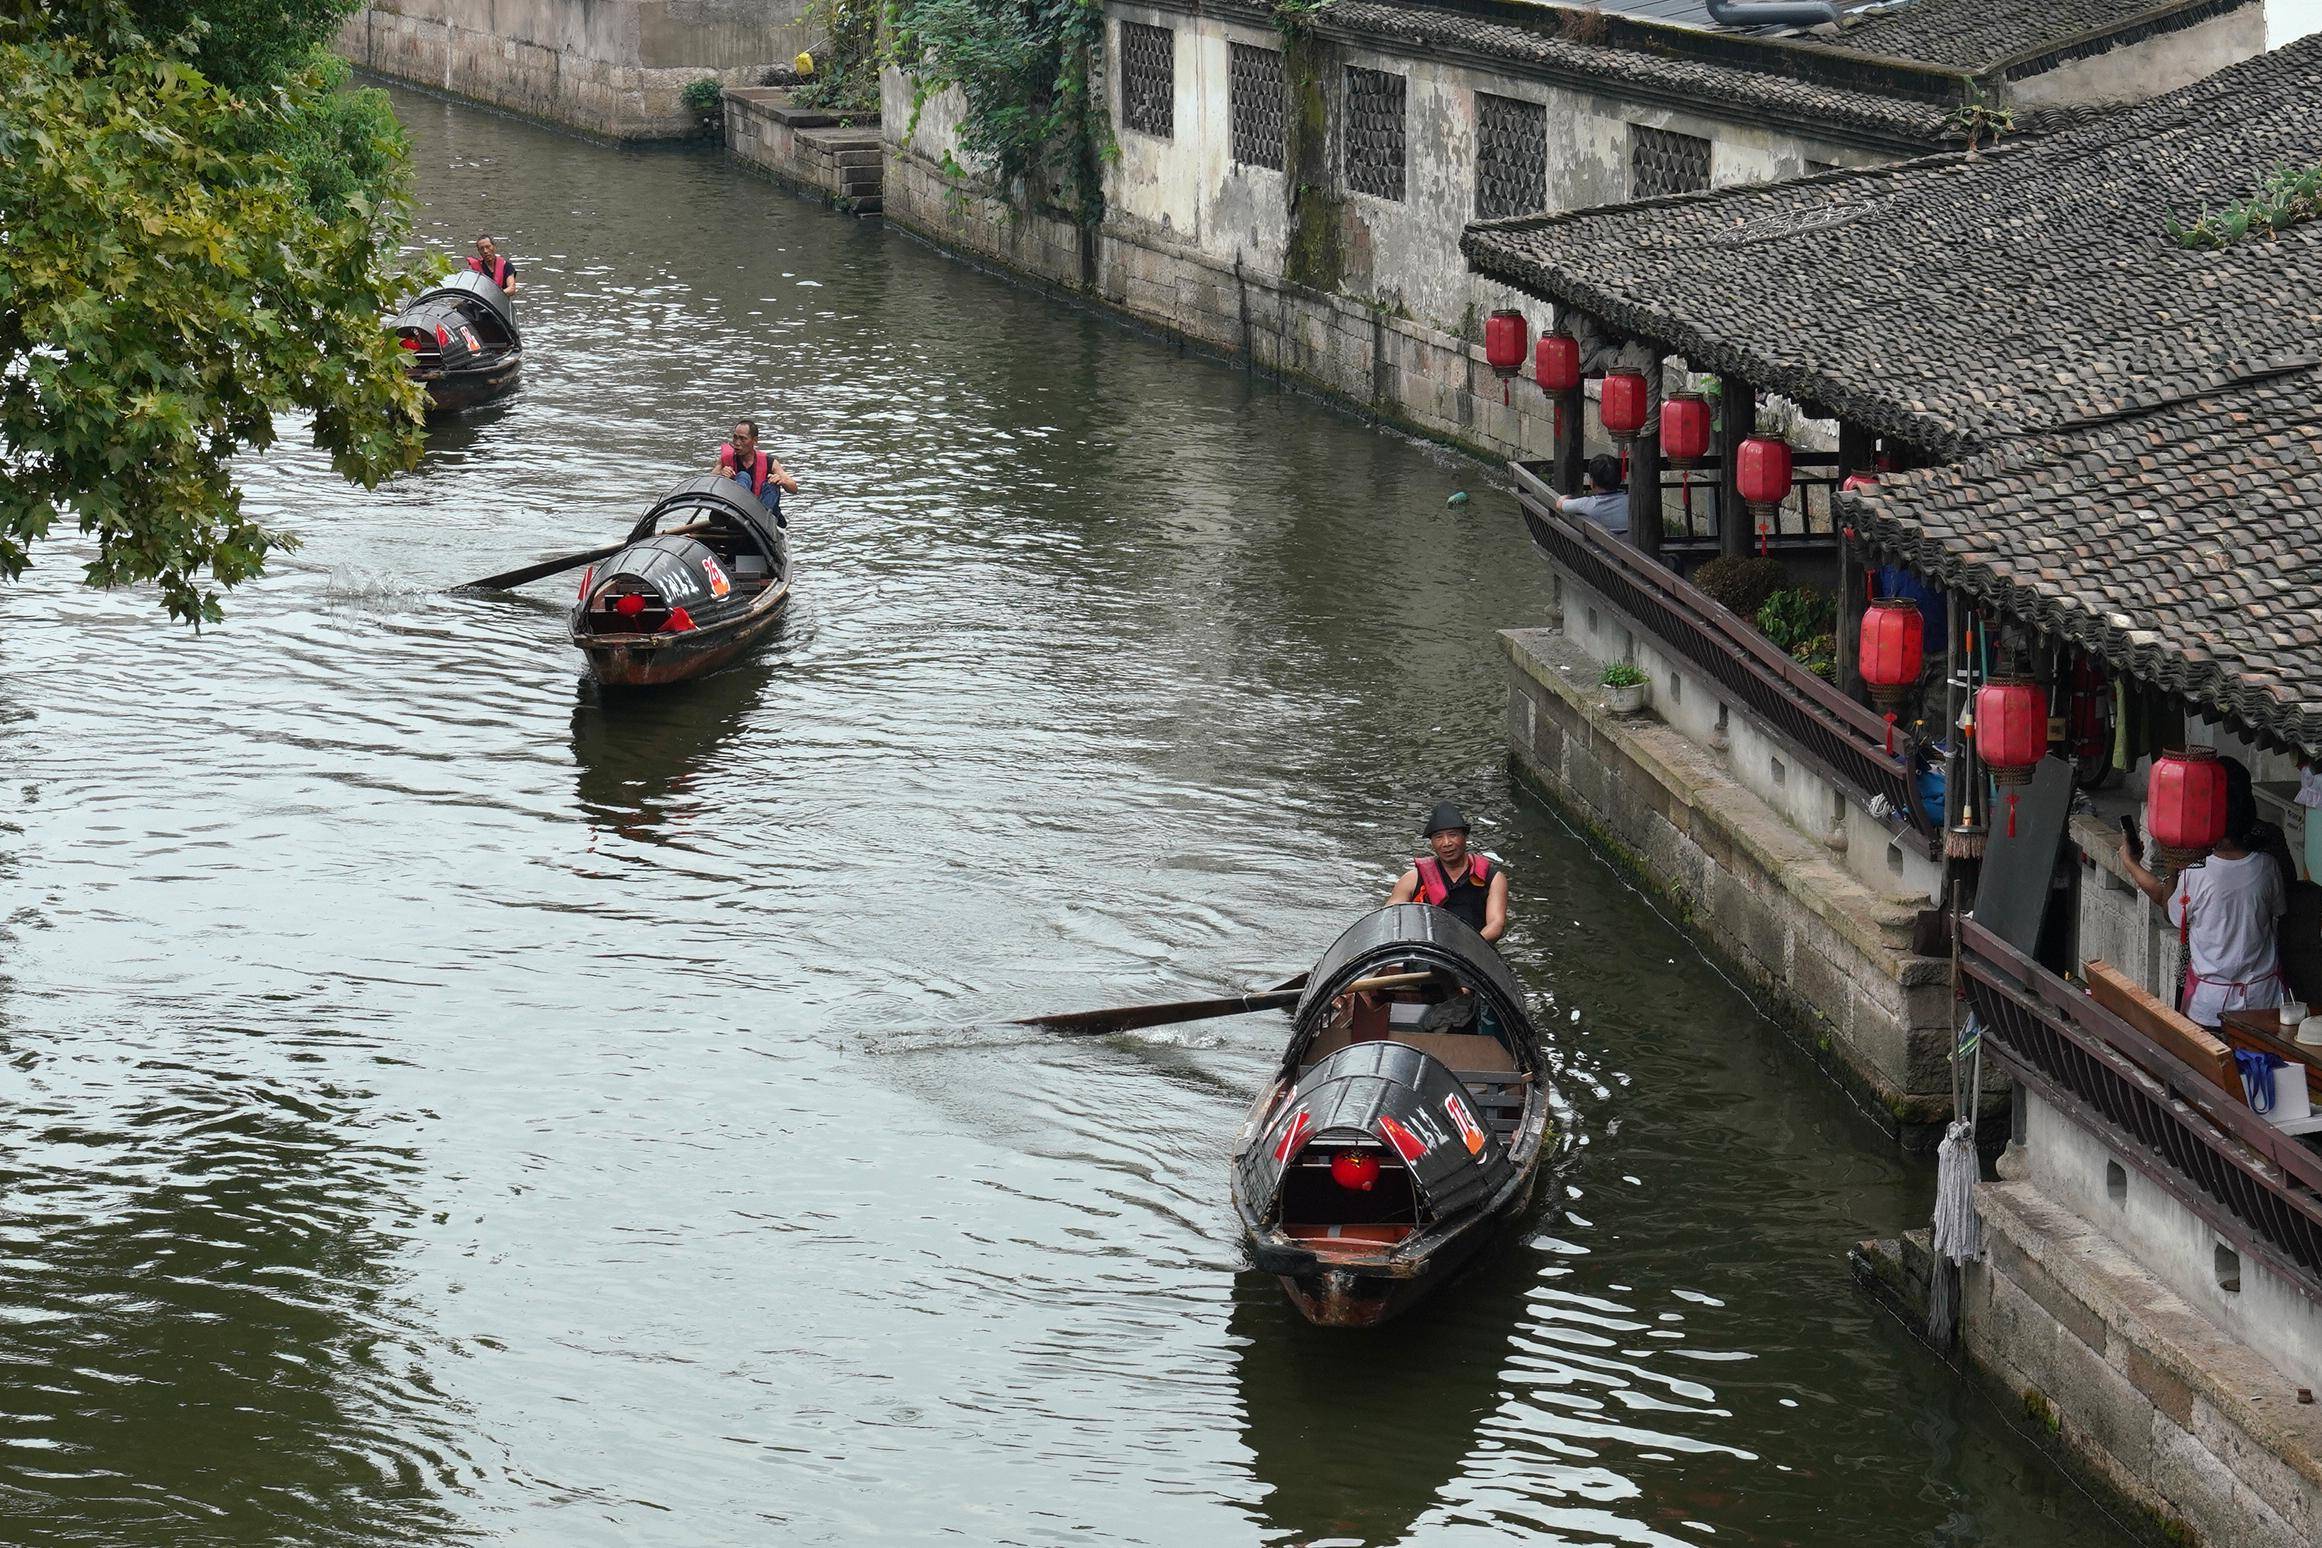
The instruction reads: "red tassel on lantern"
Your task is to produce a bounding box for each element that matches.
[2149,746,2228,874]
[1484,309,1528,407]
[1974,677,2047,785]
[1858,597,1924,711]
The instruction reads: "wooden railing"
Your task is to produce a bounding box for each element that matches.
[1512,462,1935,858]
[1962,918,2322,1303]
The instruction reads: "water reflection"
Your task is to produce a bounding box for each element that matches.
[570,659,775,842]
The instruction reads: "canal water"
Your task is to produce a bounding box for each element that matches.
[0,88,2119,1547]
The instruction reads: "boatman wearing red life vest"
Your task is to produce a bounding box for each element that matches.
[466,234,517,295]
[1387,801,1509,943]
[714,419,799,527]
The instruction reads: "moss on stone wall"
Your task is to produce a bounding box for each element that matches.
[1280,33,1342,293]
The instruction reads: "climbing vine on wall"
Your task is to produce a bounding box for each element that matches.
[887,0,1113,223]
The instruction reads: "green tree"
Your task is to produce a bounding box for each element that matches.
[0,3,427,624]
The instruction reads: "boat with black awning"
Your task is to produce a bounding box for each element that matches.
[569,475,792,687]
[387,270,521,414]
[1230,903,1552,1327]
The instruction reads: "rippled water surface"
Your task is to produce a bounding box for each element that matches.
[0,88,2123,1546]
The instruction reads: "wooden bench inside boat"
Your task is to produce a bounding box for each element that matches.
[1300,1025,1530,1140]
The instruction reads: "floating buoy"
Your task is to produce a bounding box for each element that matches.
[1446,490,1470,507]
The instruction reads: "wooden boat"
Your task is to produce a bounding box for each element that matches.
[388,271,521,415]
[1231,903,1551,1327]
[569,475,792,687]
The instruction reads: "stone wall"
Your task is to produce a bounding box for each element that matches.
[2008,4,2268,107]
[1966,1177,2322,1547]
[339,0,813,141]
[725,89,883,211]
[1501,620,1959,1138]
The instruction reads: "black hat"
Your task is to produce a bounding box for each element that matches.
[1423,801,1469,837]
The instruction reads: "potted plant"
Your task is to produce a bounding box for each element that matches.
[1601,661,1649,716]
[681,75,726,137]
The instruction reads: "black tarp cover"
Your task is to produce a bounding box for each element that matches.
[1237,1040,1513,1223]
[630,474,786,572]
[1292,904,1532,1040]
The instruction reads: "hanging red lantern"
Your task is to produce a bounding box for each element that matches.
[2148,746,2228,872]
[1974,677,2048,785]
[1534,330,1580,395]
[1484,309,1528,406]
[1660,392,1711,465]
[1329,1151,1380,1192]
[1735,434,1793,518]
[1857,597,1924,711]
[1600,370,1648,441]
[1535,329,1580,442]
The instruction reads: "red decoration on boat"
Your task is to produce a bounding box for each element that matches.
[577,565,594,601]
[1273,1109,1312,1164]
[1330,1151,1380,1191]
[615,592,646,616]
[663,606,697,634]
[1858,597,1925,711]
[1974,677,2047,785]
[435,323,451,347]
[1376,1114,1428,1163]
[1735,434,1794,521]
[1484,309,1528,406]
[1660,392,1711,464]
[2148,747,2228,871]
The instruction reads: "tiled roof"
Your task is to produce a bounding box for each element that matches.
[1823,0,2254,71]
[1842,362,2322,751]
[1322,2,1957,146]
[1461,34,2322,457]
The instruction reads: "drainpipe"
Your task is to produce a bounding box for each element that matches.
[1702,0,1841,27]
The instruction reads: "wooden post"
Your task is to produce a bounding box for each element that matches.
[1836,420,1875,700]
[1718,373,1755,559]
[1552,386,1584,496]
[1628,357,1665,560]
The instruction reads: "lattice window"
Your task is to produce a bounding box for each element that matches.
[1630,124,1711,198]
[1343,66,1406,202]
[1474,92,1546,220]
[1119,22,1173,139]
[1229,42,1285,171]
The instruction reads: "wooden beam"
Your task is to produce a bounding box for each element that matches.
[1628,359,1665,559]
[1835,421,1876,699]
[1717,374,1755,558]
[1552,388,1584,496]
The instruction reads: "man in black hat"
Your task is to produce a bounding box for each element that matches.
[1386,801,1508,942]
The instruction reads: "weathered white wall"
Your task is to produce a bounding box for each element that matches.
[340,0,813,140]
[2019,1090,2322,1393]
[2010,5,2268,106]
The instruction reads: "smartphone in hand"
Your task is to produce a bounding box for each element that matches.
[2119,814,2143,862]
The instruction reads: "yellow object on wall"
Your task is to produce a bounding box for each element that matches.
[795,51,815,77]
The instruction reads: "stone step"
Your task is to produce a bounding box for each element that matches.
[849,196,883,215]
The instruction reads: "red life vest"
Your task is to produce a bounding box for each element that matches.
[1414,853,1491,907]
[467,254,512,289]
[719,444,772,497]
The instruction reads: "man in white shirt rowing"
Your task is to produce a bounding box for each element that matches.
[2119,785,2287,1027]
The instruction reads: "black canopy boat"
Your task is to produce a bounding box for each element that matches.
[570,475,792,687]
[1231,903,1551,1327]
[388,270,521,415]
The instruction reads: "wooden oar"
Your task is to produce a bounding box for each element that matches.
[1016,970,1427,1038]
[458,522,713,591]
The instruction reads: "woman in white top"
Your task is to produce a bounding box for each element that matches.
[2120,788,2287,1027]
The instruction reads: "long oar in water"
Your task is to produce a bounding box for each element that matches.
[1016,970,1430,1038]
[457,522,717,592]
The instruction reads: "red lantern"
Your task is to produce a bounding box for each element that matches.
[1735,434,1794,517]
[1660,392,1711,465]
[1858,598,1924,711]
[1484,309,1528,406]
[1534,330,1580,395]
[2148,746,2228,872]
[1600,370,1648,442]
[1974,677,2048,785]
[1329,1151,1380,1192]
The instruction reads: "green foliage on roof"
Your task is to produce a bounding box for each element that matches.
[2166,164,2322,250]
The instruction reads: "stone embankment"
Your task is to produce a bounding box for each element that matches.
[724,90,882,212]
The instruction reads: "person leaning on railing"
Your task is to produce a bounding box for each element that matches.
[2119,785,2288,1028]
[1554,455,1628,542]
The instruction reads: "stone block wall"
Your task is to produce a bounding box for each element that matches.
[340,0,813,141]
[1967,1180,2322,1547]
[725,89,883,210]
[1501,620,1959,1137]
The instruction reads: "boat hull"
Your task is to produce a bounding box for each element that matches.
[574,584,790,687]
[1262,1167,1538,1327]
[419,349,523,416]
